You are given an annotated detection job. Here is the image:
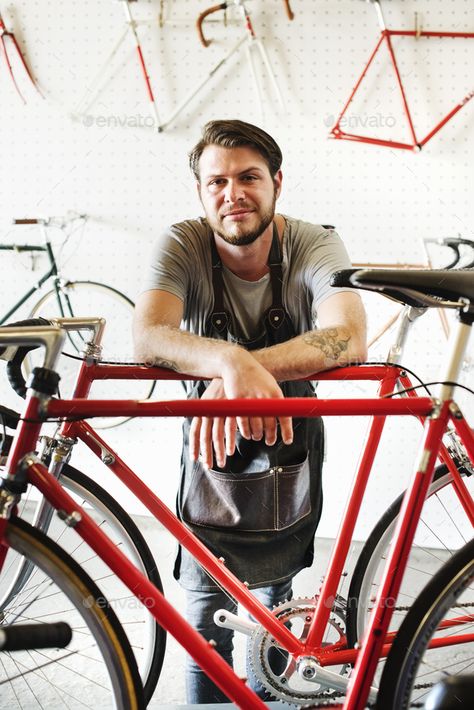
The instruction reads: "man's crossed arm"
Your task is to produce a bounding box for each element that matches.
[133,289,367,468]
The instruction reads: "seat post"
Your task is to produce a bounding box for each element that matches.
[438,315,472,402]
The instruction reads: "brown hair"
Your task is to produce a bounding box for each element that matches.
[189,119,283,180]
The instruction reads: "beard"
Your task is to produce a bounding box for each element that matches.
[209,191,277,246]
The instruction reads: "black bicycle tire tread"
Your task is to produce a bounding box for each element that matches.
[4,515,145,709]
[346,463,455,647]
[375,538,474,709]
[61,462,166,702]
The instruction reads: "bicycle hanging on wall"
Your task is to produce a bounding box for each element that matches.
[330,0,474,151]
[1,214,155,423]
[73,0,291,132]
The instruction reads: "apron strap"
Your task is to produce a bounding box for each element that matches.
[209,234,231,334]
[207,222,286,336]
[266,222,286,331]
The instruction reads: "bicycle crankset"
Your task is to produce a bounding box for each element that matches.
[247,595,352,706]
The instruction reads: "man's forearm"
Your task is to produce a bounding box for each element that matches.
[134,323,248,379]
[252,326,368,381]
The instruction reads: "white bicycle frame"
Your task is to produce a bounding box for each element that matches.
[73,0,284,132]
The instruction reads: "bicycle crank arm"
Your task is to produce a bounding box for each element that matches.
[297,657,378,702]
[213,609,257,636]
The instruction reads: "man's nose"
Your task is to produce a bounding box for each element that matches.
[224,180,245,202]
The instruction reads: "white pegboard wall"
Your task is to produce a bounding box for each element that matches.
[1,0,473,537]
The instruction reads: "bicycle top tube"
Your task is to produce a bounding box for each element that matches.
[0,244,48,252]
[44,395,434,421]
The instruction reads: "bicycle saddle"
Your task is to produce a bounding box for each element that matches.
[331,268,474,312]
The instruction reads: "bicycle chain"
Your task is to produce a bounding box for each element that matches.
[392,600,474,612]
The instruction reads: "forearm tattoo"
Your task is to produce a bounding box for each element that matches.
[144,358,178,370]
[302,329,350,362]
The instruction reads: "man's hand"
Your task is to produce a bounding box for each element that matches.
[189,355,294,469]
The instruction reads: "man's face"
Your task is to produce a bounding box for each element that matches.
[197,145,282,246]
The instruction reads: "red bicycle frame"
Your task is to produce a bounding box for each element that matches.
[3,354,474,709]
[330,0,474,151]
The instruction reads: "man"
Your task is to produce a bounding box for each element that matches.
[133,119,367,702]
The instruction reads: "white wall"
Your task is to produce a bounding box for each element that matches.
[1,0,473,540]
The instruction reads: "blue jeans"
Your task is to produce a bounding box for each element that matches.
[185,579,293,703]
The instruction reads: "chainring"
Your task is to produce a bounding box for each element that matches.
[247,595,351,706]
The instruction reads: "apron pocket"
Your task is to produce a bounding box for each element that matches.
[182,454,311,532]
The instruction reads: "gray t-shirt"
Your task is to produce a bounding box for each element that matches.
[142,216,353,340]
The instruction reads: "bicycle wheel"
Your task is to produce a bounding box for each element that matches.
[375,538,474,709]
[27,281,156,427]
[347,463,474,649]
[16,462,166,704]
[0,516,144,709]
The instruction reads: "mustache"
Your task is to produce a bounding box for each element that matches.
[220,205,254,217]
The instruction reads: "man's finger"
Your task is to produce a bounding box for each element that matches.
[263,416,277,446]
[225,417,237,457]
[249,416,264,442]
[200,417,214,469]
[236,416,251,440]
[279,415,294,445]
[189,417,202,461]
[212,417,226,468]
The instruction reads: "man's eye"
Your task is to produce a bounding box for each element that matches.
[242,175,257,181]
[209,179,225,186]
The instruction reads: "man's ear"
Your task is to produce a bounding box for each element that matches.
[274,170,283,200]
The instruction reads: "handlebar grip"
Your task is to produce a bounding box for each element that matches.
[0,405,20,430]
[13,219,40,225]
[196,2,227,47]
[282,0,294,20]
[1,318,53,398]
[0,622,72,651]
[330,269,360,288]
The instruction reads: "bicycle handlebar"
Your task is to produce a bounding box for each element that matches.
[196,0,294,47]
[12,214,87,228]
[0,318,55,398]
[0,244,47,252]
[283,0,294,21]
[424,236,474,269]
[0,622,72,652]
[0,317,106,398]
[196,2,227,47]
[0,405,20,430]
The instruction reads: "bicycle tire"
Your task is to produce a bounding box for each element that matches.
[375,537,474,709]
[0,515,145,709]
[346,463,473,652]
[27,280,156,427]
[15,462,166,704]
